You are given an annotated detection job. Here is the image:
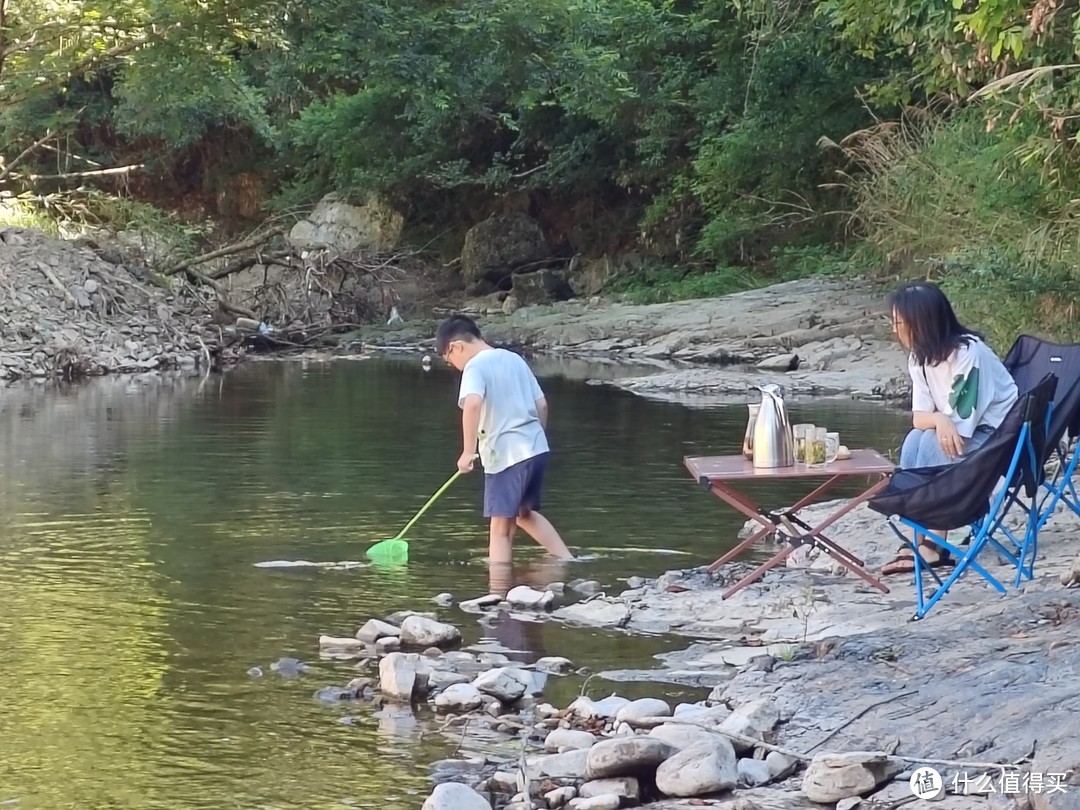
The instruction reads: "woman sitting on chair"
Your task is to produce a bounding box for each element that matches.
[880,281,1019,575]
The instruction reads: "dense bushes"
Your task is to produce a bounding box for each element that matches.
[6,0,1080,337]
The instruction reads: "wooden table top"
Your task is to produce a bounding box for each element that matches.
[685,448,895,482]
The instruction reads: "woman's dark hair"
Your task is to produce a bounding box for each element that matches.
[889,281,984,366]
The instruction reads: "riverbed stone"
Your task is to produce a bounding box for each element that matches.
[615,697,671,723]
[378,652,432,702]
[545,728,598,752]
[506,584,556,609]
[648,723,732,751]
[374,636,401,655]
[802,752,904,803]
[527,749,590,780]
[460,594,503,611]
[578,777,640,803]
[473,667,531,703]
[570,695,631,720]
[422,782,493,810]
[536,656,575,674]
[318,634,365,654]
[434,682,484,712]
[430,669,471,690]
[544,785,577,808]
[399,615,462,649]
[767,751,798,780]
[585,737,676,779]
[655,739,738,797]
[719,698,780,752]
[356,619,400,643]
[738,757,774,787]
[568,796,621,810]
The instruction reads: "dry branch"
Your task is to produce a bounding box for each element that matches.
[21,164,142,182]
[0,128,54,185]
[165,229,283,276]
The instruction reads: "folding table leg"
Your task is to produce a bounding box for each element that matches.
[704,483,784,573]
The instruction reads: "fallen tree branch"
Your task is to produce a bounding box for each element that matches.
[165,229,283,276]
[21,164,143,182]
[183,267,257,321]
[208,249,295,280]
[0,128,54,185]
[35,261,77,306]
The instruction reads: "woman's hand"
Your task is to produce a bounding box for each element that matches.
[934,413,965,458]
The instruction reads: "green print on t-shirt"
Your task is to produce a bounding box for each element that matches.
[949,367,980,419]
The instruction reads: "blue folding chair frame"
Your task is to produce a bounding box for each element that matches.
[870,374,1057,620]
[1034,433,1080,528]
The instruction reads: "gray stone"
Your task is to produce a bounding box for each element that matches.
[615,697,671,723]
[649,723,732,751]
[399,615,461,648]
[288,192,403,253]
[766,751,798,780]
[585,737,676,779]
[569,695,631,720]
[738,757,774,787]
[460,594,503,611]
[356,619,400,643]
[578,777,639,803]
[460,213,551,288]
[378,652,432,702]
[318,635,365,654]
[374,636,401,655]
[802,752,905,803]
[756,353,799,371]
[544,786,577,808]
[434,682,484,712]
[545,728,598,752]
[535,656,575,674]
[655,739,738,797]
[432,592,454,607]
[527,749,590,780]
[430,670,471,690]
[422,782,492,810]
[567,796,620,810]
[506,585,555,609]
[719,698,780,753]
[473,667,531,703]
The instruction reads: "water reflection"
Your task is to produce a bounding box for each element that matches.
[0,358,912,808]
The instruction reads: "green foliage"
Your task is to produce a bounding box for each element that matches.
[608,263,764,304]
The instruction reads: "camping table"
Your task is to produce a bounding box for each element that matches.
[684,449,895,599]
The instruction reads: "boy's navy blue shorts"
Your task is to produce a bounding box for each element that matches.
[483,452,550,518]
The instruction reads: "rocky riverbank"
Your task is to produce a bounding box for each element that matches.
[0,227,232,380]
[365,277,912,406]
[282,493,1080,810]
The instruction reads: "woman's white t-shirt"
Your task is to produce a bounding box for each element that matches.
[908,337,1018,438]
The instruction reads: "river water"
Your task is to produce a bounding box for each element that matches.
[0,356,910,809]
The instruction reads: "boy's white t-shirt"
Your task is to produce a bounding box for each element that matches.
[908,337,1018,438]
[458,347,549,474]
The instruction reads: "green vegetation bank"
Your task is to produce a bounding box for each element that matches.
[4,0,1080,349]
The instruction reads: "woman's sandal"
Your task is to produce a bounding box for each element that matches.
[881,544,954,575]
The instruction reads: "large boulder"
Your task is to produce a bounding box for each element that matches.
[288,193,404,253]
[460,214,552,291]
[510,268,574,306]
[801,751,904,803]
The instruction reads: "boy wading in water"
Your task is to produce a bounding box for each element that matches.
[436,315,574,566]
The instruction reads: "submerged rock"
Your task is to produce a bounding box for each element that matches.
[535,655,575,674]
[460,594,503,611]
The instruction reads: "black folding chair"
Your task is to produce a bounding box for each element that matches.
[1004,335,1080,528]
[867,374,1057,620]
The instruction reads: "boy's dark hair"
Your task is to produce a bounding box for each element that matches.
[435,314,483,356]
[889,280,984,366]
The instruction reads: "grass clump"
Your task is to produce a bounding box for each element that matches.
[829,104,1080,349]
